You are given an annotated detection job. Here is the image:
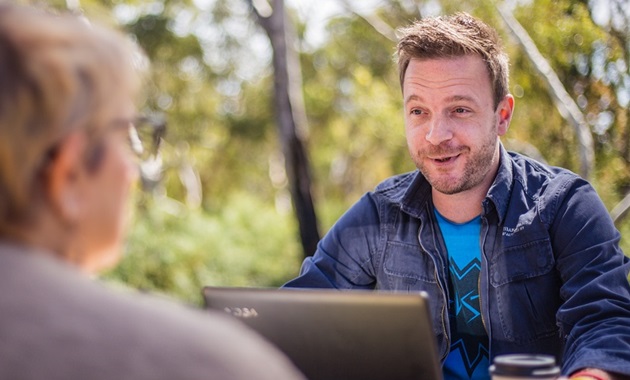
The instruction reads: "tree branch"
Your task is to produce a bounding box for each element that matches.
[497,4,595,180]
[338,0,397,42]
[611,191,630,226]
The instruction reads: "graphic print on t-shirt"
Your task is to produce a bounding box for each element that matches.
[445,256,489,379]
[434,210,490,380]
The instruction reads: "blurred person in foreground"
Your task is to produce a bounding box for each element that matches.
[284,12,630,380]
[0,3,304,379]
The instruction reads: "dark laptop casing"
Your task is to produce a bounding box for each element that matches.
[202,287,442,380]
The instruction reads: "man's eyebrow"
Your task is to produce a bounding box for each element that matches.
[446,95,478,104]
[405,94,479,105]
[404,94,423,105]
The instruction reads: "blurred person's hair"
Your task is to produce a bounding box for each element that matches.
[0,3,143,235]
[396,12,510,109]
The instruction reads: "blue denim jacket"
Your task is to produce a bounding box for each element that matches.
[285,146,630,376]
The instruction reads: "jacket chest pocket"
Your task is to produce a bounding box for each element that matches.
[383,241,440,289]
[489,239,562,344]
[381,241,447,348]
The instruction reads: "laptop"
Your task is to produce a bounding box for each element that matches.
[202,287,443,380]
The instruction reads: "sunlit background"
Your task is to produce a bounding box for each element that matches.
[30,0,630,305]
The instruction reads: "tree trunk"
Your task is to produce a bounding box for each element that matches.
[249,0,320,258]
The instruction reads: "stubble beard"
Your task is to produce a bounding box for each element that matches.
[413,134,499,195]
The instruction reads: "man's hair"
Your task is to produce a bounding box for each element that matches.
[0,4,142,233]
[396,12,509,108]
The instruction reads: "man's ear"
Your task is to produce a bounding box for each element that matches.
[45,132,88,224]
[497,94,515,136]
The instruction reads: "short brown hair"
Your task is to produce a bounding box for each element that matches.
[0,4,142,233]
[396,12,509,108]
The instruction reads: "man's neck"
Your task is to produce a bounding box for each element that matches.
[432,188,486,223]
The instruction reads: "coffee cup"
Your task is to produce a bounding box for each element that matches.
[489,354,560,380]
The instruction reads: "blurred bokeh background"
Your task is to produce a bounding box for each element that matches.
[25,0,630,305]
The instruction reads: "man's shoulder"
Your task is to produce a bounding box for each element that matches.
[507,151,583,189]
[502,151,593,216]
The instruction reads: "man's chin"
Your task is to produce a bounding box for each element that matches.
[432,185,465,196]
[421,172,466,195]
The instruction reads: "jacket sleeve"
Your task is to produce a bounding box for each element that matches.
[549,175,630,376]
[283,193,382,289]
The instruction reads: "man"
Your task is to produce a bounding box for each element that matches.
[0,4,304,379]
[284,12,630,380]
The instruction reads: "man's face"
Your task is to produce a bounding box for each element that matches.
[402,55,512,196]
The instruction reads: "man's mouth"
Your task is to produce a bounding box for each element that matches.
[431,154,460,163]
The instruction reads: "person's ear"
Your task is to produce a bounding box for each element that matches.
[45,132,88,224]
[497,94,514,136]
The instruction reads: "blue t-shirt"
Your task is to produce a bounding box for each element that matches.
[434,209,490,380]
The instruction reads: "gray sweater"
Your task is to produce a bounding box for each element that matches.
[0,242,304,379]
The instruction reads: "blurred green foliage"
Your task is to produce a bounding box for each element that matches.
[35,0,630,303]
[104,191,302,305]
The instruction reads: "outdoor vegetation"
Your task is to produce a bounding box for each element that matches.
[34,0,630,305]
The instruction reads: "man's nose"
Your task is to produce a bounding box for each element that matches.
[425,116,453,145]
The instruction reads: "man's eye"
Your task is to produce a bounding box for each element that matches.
[410,109,423,115]
[454,108,468,114]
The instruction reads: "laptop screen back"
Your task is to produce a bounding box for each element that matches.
[202,287,442,380]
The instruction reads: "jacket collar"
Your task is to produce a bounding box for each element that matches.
[399,171,432,219]
[484,144,514,224]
